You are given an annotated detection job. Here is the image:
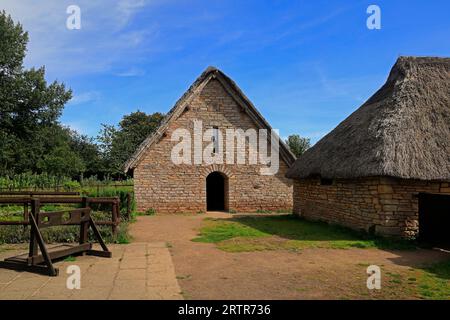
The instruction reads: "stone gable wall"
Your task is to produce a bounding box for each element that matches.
[134,78,293,213]
[293,177,450,238]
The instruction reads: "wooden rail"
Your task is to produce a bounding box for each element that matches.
[0,191,80,196]
[0,196,120,237]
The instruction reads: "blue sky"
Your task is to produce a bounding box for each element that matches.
[2,0,449,143]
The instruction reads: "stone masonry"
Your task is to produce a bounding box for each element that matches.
[134,78,293,213]
[293,177,450,238]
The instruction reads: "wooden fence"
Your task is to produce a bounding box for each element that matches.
[0,192,121,237]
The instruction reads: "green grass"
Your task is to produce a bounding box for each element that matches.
[415,260,450,299]
[64,256,77,262]
[192,215,416,252]
[115,223,132,244]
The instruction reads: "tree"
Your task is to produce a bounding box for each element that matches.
[68,130,104,178]
[98,111,164,176]
[37,145,85,178]
[0,11,73,176]
[286,134,311,158]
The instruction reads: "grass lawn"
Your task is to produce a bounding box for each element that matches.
[193,214,449,299]
[193,215,415,252]
[415,260,450,299]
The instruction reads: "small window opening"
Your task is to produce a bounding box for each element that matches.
[212,126,219,154]
[320,178,333,186]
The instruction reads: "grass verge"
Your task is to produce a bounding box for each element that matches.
[192,215,416,252]
[415,260,450,299]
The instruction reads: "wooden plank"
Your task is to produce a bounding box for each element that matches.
[0,221,29,225]
[34,244,92,264]
[0,196,119,204]
[126,193,132,220]
[111,201,118,238]
[0,191,80,196]
[0,197,31,204]
[86,250,112,258]
[37,208,90,228]
[89,218,110,253]
[29,209,57,276]
[79,198,89,247]
[5,243,92,265]
[28,199,39,265]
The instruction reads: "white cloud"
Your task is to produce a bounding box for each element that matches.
[68,91,101,105]
[115,67,146,77]
[62,121,89,134]
[0,0,153,77]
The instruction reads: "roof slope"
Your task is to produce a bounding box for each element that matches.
[286,56,450,180]
[124,67,296,171]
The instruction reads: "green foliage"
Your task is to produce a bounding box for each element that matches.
[285,134,311,158]
[0,11,73,176]
[0,173,80,190]
[193,215,416,252]
[145,208,156,216]
[98,111,164,177]
[0,13,166,179]
[37,145,85,177]
[64,256,77,262]
[81,187,135,220]
[416,260,450,299]
[193,218,266,243]
[115,223,132,244]
[69,131,104,177]
[0,10,27,74]
[0,223,130,244]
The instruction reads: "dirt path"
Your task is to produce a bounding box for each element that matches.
[129,212,450,300]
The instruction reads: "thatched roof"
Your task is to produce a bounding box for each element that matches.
[124,67,295,171]
[286,56,450,181]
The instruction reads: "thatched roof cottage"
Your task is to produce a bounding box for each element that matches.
[286,56,450,242]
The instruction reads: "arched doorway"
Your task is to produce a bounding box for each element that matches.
[206,172,227,211]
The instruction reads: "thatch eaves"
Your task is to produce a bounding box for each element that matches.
[286,56,450,181]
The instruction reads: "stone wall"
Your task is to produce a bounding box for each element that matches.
[134,78,293,213]
[293,177,450,238]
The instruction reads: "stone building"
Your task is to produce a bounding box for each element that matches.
[125,67,295,214]
[286,57,450,243]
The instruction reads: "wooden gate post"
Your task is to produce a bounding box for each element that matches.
[28,198,40,265]
[80,197,89,246]
[112,198,119,239]
[126,193,132,221]
[23,202,29,223]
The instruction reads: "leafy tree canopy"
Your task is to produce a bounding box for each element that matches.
[286,134,311,158]
[0,11,74,176]
[98,111,164,177]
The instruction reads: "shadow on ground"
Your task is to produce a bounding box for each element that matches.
[208,214,450,281]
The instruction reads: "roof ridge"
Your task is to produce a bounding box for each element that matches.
[124,67,295,171]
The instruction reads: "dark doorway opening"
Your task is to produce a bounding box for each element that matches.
[206,172,226,211]
[419,193,450,248]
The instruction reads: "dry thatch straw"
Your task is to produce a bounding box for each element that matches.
[286,56,450,181]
